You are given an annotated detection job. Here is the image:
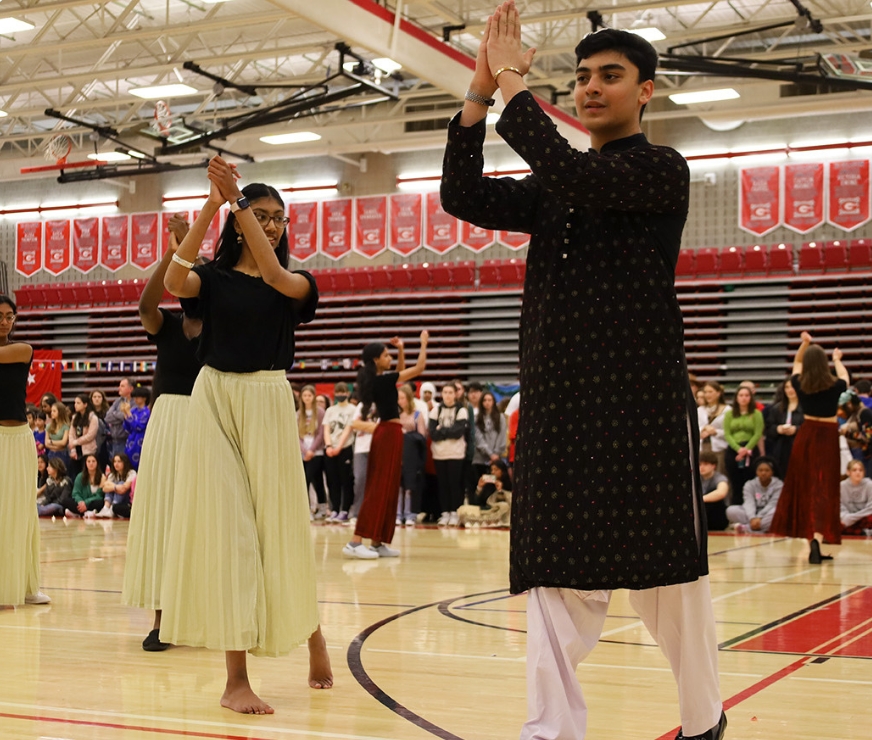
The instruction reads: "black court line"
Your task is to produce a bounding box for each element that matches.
[347,588,507,740]
[709,536,789,556]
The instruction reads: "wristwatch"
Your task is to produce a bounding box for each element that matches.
[230,196,250,212]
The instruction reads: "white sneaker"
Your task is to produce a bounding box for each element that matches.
[25,591,51,605]
[83,510,97,520]
[448,511,459,526]
[372,544,400,557]
[342,542,379,560]
[437,512,450,526]
[405,517,416,527]
[395,518,403,527]
[95,504,114,519]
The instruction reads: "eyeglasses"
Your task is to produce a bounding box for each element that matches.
[0,313,15,324]
[253,211,290,228]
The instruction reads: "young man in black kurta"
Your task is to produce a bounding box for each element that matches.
[441,4,725,739]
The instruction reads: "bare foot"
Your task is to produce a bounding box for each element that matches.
[308,628,333,689]
[220,683,275,715]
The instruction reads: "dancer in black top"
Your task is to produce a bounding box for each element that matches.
[0,295,49,606]
[161,156,331,715]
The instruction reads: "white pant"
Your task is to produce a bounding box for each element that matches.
[522,580,722,740]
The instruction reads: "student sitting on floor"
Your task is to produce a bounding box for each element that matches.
[727,456,783,534]
[840,459,872,535]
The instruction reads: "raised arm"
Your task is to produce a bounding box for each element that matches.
[396,331,429,384]
[389,337,406,373]
[140,214,189,334]
[792,331,812,376]
[165,195,222,298]
[832,347,849,383]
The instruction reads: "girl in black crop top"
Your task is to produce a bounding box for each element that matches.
[343,331,430,560]
[161,157,330,714]
[770,331,850,563]
[0,294,50,606]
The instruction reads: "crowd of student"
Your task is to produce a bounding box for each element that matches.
[691,374,872,537]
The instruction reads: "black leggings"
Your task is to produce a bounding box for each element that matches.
[434,458,465,513]
[304,455,327,505]
[324,447,354,513]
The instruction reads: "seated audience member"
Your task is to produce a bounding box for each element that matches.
[123,386,151,469]
[33,411,47,456]
[699,450,730,532]
[45,401,72,467]
[459,459,512,527]
[727,456,783,534]
[66,453,107,518]
[839,390,872,478]
[94,452,136,519]
[37,457,74,517]
[840,460,872,535]
[35,454,49,501]
[764,376,804,482]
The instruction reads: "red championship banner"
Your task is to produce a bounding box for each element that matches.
[460,221,495,252]
[784,163,825,234]
[160,210,192,256]
[192,209,222,260]
[72,218,99,273]
[499,230,531,250]
[389,193,423,256]
[100,215,130,271]
[354,195,387,258]
[15,222,42,277]
[130,213,160,270]
[287,201,319,262]
[43,220,71,276]
[320,198,353,261]
[424,191,459,255]
[26,349,63,406]
[827,160,871,231]
[739,166,781,236]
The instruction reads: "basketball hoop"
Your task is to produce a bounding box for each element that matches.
[45,134,73,165]
[153,100,172,137]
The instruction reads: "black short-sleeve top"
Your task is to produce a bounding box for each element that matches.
[147,308,202,400]
[189,265,318,373]
[373,371,400,422]
[790,374,847,417]
[0,347,33,422]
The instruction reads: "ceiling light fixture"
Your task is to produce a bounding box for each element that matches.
[629,27,666,42]
[88,152,131,162]
[372,58,403,74]
[669,88,740,105]
[0,18,36,34]
[129,84,198,99]
[260,132,322,145]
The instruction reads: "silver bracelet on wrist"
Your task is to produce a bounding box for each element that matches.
[465,89,495,107]
[171,253,195,269]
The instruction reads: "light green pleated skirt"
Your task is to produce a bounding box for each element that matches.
[122,393,190,610]
[0,424,41,606]
[159,367,319,657]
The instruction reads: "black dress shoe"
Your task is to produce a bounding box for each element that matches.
[675,711,727,740]
[142,628,171,652]
[809,538,833,564]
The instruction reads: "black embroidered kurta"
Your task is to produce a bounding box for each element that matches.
[442,92,705,593]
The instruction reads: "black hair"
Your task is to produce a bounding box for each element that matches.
[0,294,17,313]
[468,381,484,393]
[754,455,778,477]
[855,379,871,395]
[112,451,133,479]
[71,393,96,432]
[356,342,385,421]
[476,391,504,434]
[212,183,289,272]
[80,453,102,486]
[131,386,151,403]
[575,28,658,120]
[490,459,512,492]
[48,456,68,478]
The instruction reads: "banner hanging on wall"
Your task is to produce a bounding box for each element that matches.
[424,191,459,255]
[160,210,192,257]
[321,198,353,261]
[499,230,531,250]
[192,209,222,261]
[354,196,387,258]
[130,213,160,270]
[460,222,495,252]
[72,218,100,273]
[15,221,43,277]
[287,201,319,262]
[827,160,870,231]
[43,220,71,275]
[739,166,782,236]
[389,193,422,257]
[100,215,130,272]
[783,163,825,234]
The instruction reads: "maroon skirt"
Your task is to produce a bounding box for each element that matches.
[770,419,842,544]
[354,421,404,544]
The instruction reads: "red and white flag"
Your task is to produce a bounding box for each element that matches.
[739,166,781,236]
[354,196,387,258]
[460,221,495,252]
[424,191,458,255]
[389,193,422,256]
[100,215,130,271]
[287,201,319,262]
[72,218,100,273]
[321,198,353,261]
[43,220,71,276]
[499,230,531,250]
[26,350,63,406]
[15,222,42,277]
[827,160,870,231]
[783,163,824,234]
[130,213,160,270]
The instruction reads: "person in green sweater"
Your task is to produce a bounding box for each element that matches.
[723,386,765,507]
[65,453,106,518]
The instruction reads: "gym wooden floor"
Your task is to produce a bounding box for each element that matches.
[2,520,870,740]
